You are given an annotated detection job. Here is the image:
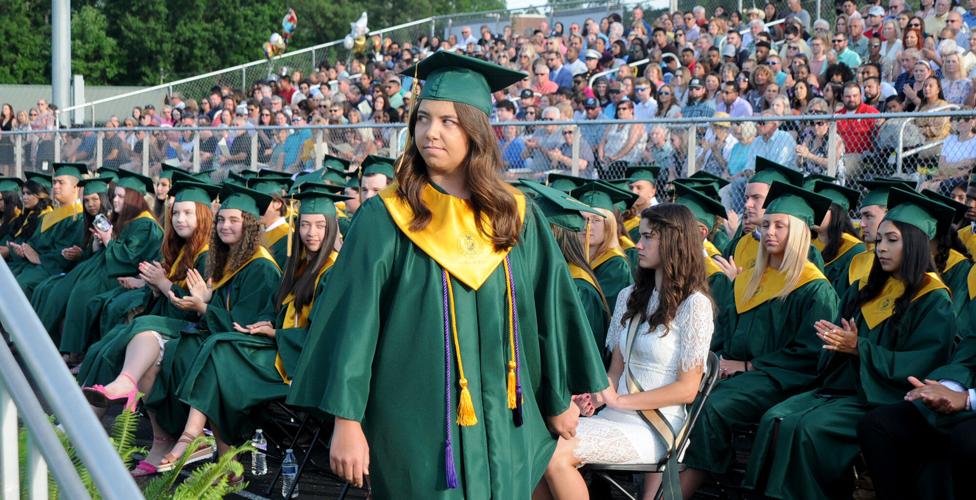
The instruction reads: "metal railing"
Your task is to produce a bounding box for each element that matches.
[0,259,142,499]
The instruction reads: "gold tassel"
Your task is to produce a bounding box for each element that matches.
[285,197,295,257]
[457,378,478,426]
[507,361,517,409]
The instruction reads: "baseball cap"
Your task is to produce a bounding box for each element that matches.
[689,78,704,88]
[867,6,885,17]
[583,97,599,109]
[585,49,601,60]
[712,112,731,128]
[722,44,736,57]
[520,89,535,99]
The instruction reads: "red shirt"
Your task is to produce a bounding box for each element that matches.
[837,103,879,154]
[278,86,297,105]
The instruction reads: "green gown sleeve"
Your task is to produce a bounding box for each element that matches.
[723,226,744,258]
[270,236,290,270]
[103,218,163,277]
[32,216,86,274]
[594,255,634,311]
[826,243,865,298]
[942,260,972,317]
[928,314,976,388]
[708,272,734,352]
[203,259,281,333]
[574,278,610,362]
[711,228,731,255]
[857,290,956,405]
[166,250,211,299]
[808,245,825,272]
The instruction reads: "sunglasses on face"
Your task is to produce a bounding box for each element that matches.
[909,23,921,27]
[659,90,672,95]
[636,86,649,92]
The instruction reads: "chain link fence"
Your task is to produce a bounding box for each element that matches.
[5,110,975,214]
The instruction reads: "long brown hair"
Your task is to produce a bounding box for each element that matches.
[208,211,262,283]
[623,204,711,333]
[161,202,213,282]
[275,215,339,313]
[110,186,152,235]
[395,99,522,251]
[552,224,609,315]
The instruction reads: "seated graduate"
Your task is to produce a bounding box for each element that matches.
[1,175,47,256]
[808,179,865,295]
[81,182,281,477]
[680,182,840,495]
[858,263,976,500]
[719,157,825,272]
[0,176,24,248]
[741,187,957,500]
[248,172,294,269]
[285,52,607,498]
[921,188,973,317]
[9,164,86,296]
[150,160,178,222]
[76,177,215,391]
[675,171,733,256]
[540,202,713,500]
[519,179,611,360]
[671,180,735,352]
[169,183,346,475]
[31,170,163,355]
[622,164,661,244]
[956,175,976,258]
[573,181,637,308]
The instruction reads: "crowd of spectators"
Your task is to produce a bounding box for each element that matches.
[3,0,976,192]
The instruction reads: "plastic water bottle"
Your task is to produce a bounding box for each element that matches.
[281,448,298,498]
[251,429,268,476]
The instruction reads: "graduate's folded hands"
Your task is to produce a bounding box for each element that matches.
[905,376,969,414]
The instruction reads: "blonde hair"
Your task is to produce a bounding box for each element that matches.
[591,207,621,257]
[743,214,811,302]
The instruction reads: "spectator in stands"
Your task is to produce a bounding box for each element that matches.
[683,78,716,118]
[833,32,863,70]
[785,0,811,31]
[498,123,526,170]
[726,121,758,211]
[876,95,926,156]
[645,125,676,178]
[849,15,871,61]
[916,77,952,152]
[940,51,976,106]
[925,0,952,36]
[532,59,559,96]
[749,110,798,167]
[546,125,595,176]
[808,34,831,77]
[797,100,845,176]
[937,113,976,178]
[545,51,573,91]
[863,76,887,111]
[633,78,658,120]
[522,106,564,172]
[745,66,774,112]
[837,82,880,178]
[597,100,645,176]
[699,113,737,176]
[383,74,404,109]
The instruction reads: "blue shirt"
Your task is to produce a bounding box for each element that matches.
[748,130,797,168]
[499,137,527,169]
[682,99,716,119]
[964,12,976,29]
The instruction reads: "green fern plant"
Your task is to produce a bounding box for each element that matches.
[142,436,251,500]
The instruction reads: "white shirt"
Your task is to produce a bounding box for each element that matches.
[634,98,659,120]
[265,217,286,232]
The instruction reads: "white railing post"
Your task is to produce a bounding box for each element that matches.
[142,132,150,177]
[571,124,581,176]
[0,384,18,500]
[14,136,23,178]
[192,132,201,173]
[314,129,323,170]
[53,134,61,163]
[26,435,47,500]
[827,120,839,178]
[250,133,259,170]
[95,133,103,169]
[686,124,698,176]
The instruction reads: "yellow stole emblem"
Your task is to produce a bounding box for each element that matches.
[568,263,599,291]
[623,216,640,233]
[813,233,864,266]
[733,233,760,271]
[379,183,526,290]
[734,261,827,313]
[591,246,627,270]
[618,235,636,250]
[40,201,82,233]
[211,246,280,291]
[704,239,721,258]
[276,251,338,383]
[262,221,290,249]
[859,273,948,328]
[944,249,967,273]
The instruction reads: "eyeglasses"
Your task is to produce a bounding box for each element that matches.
[871,43,882,48]
[635,86,649,92]
[535,72,547,76]
[813,121,827,126]
[909,22,921,28]
[766,61,779,65]
[562,130,574,135]
[617,106,633,111]
[261,112,271,116]
[658,90,672,95]
[832,39,844,44]
[788,45,799,50]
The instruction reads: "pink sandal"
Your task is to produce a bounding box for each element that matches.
[82,372,139,413]
[131,460,159,478]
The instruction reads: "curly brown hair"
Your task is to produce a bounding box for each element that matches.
[208,211,262,283]
[395,99,522,251]
[622,204,711,334]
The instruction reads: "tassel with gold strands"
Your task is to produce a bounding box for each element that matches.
[393,62,423,175]
[503,255,524,426]
[285,194,296,257]
[444,272,478,426]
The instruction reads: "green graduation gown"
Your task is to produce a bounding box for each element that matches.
[742,275,955,500]
[683,262,839,475]
[591,248,634,310]
[11,202,85,296]
[814,233,865,297]
[144,248,281,436]
[568,264,610,363]
[31,213,163,351]
[177,254,335,445]
[711,227,731,255]
[286,186,608,500]
[263,220,290,269]
[941,249,971,317]
[705,258,734,352]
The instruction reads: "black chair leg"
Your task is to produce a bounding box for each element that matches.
[284,423,323,499]
[265,413,312,496]
[337,482,350,500]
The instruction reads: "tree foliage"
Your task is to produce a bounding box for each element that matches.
[1,0,505,86]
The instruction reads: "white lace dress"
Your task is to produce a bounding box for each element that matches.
[574,287,713,465]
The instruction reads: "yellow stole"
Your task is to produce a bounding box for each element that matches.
[40,201,82,233]
[968,264,976,300]
[704,239,721,258]
[15,206,51,238]
[859,273,948,328]
[335,201,350,220]
[623,216,640,233]
[734,261,827,313]
[568,263,600,291]
[379,183,526,290]
[944,249,967,273]
[276,251,338,383]
[131,211,158,225]
[733,232,761,270]
[813,233,863,266]
[704,252,722,278]
[166,244,210,287]
[618,235,636,251]
[211,246,279,291]
[848,245,875,286]
[591,246,627,269]
[957,226,976,260]
[262,221,289,249]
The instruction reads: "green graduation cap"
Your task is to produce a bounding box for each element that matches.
[219,182,273,217]
[225,171,249,188]
[802,174,836,191]
[812,180,860,212]
[0,177,24,193]
[401,50,527,116]
[519,179,602,232]
[323,154,351,172]
[674,178,721,200]
[77,176,113,196]
[322,167,348,186]
[237,169,259,179]
[24,172,52,192]
[258,168,288,178]
[289,180,347,196]
[52,162,85,180]
[571,180,638,213]
[344,176,360,190]
[625,165,660,184]
[293,183,352,217]
[115,169,156,195]
[96,166,119,183]
[171,180,220,206]
[885,187,955,240]
[762,181,832,229]
[361,155,396,180]
[546,173,588,193]
[689,170,731,189]
[171,168,214,186]
[750,156,804,186]
[921,188,968,225]
[674,182,727,229]
[159,159,182,180]
[247,175,293,197]
[859,178,917,209]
